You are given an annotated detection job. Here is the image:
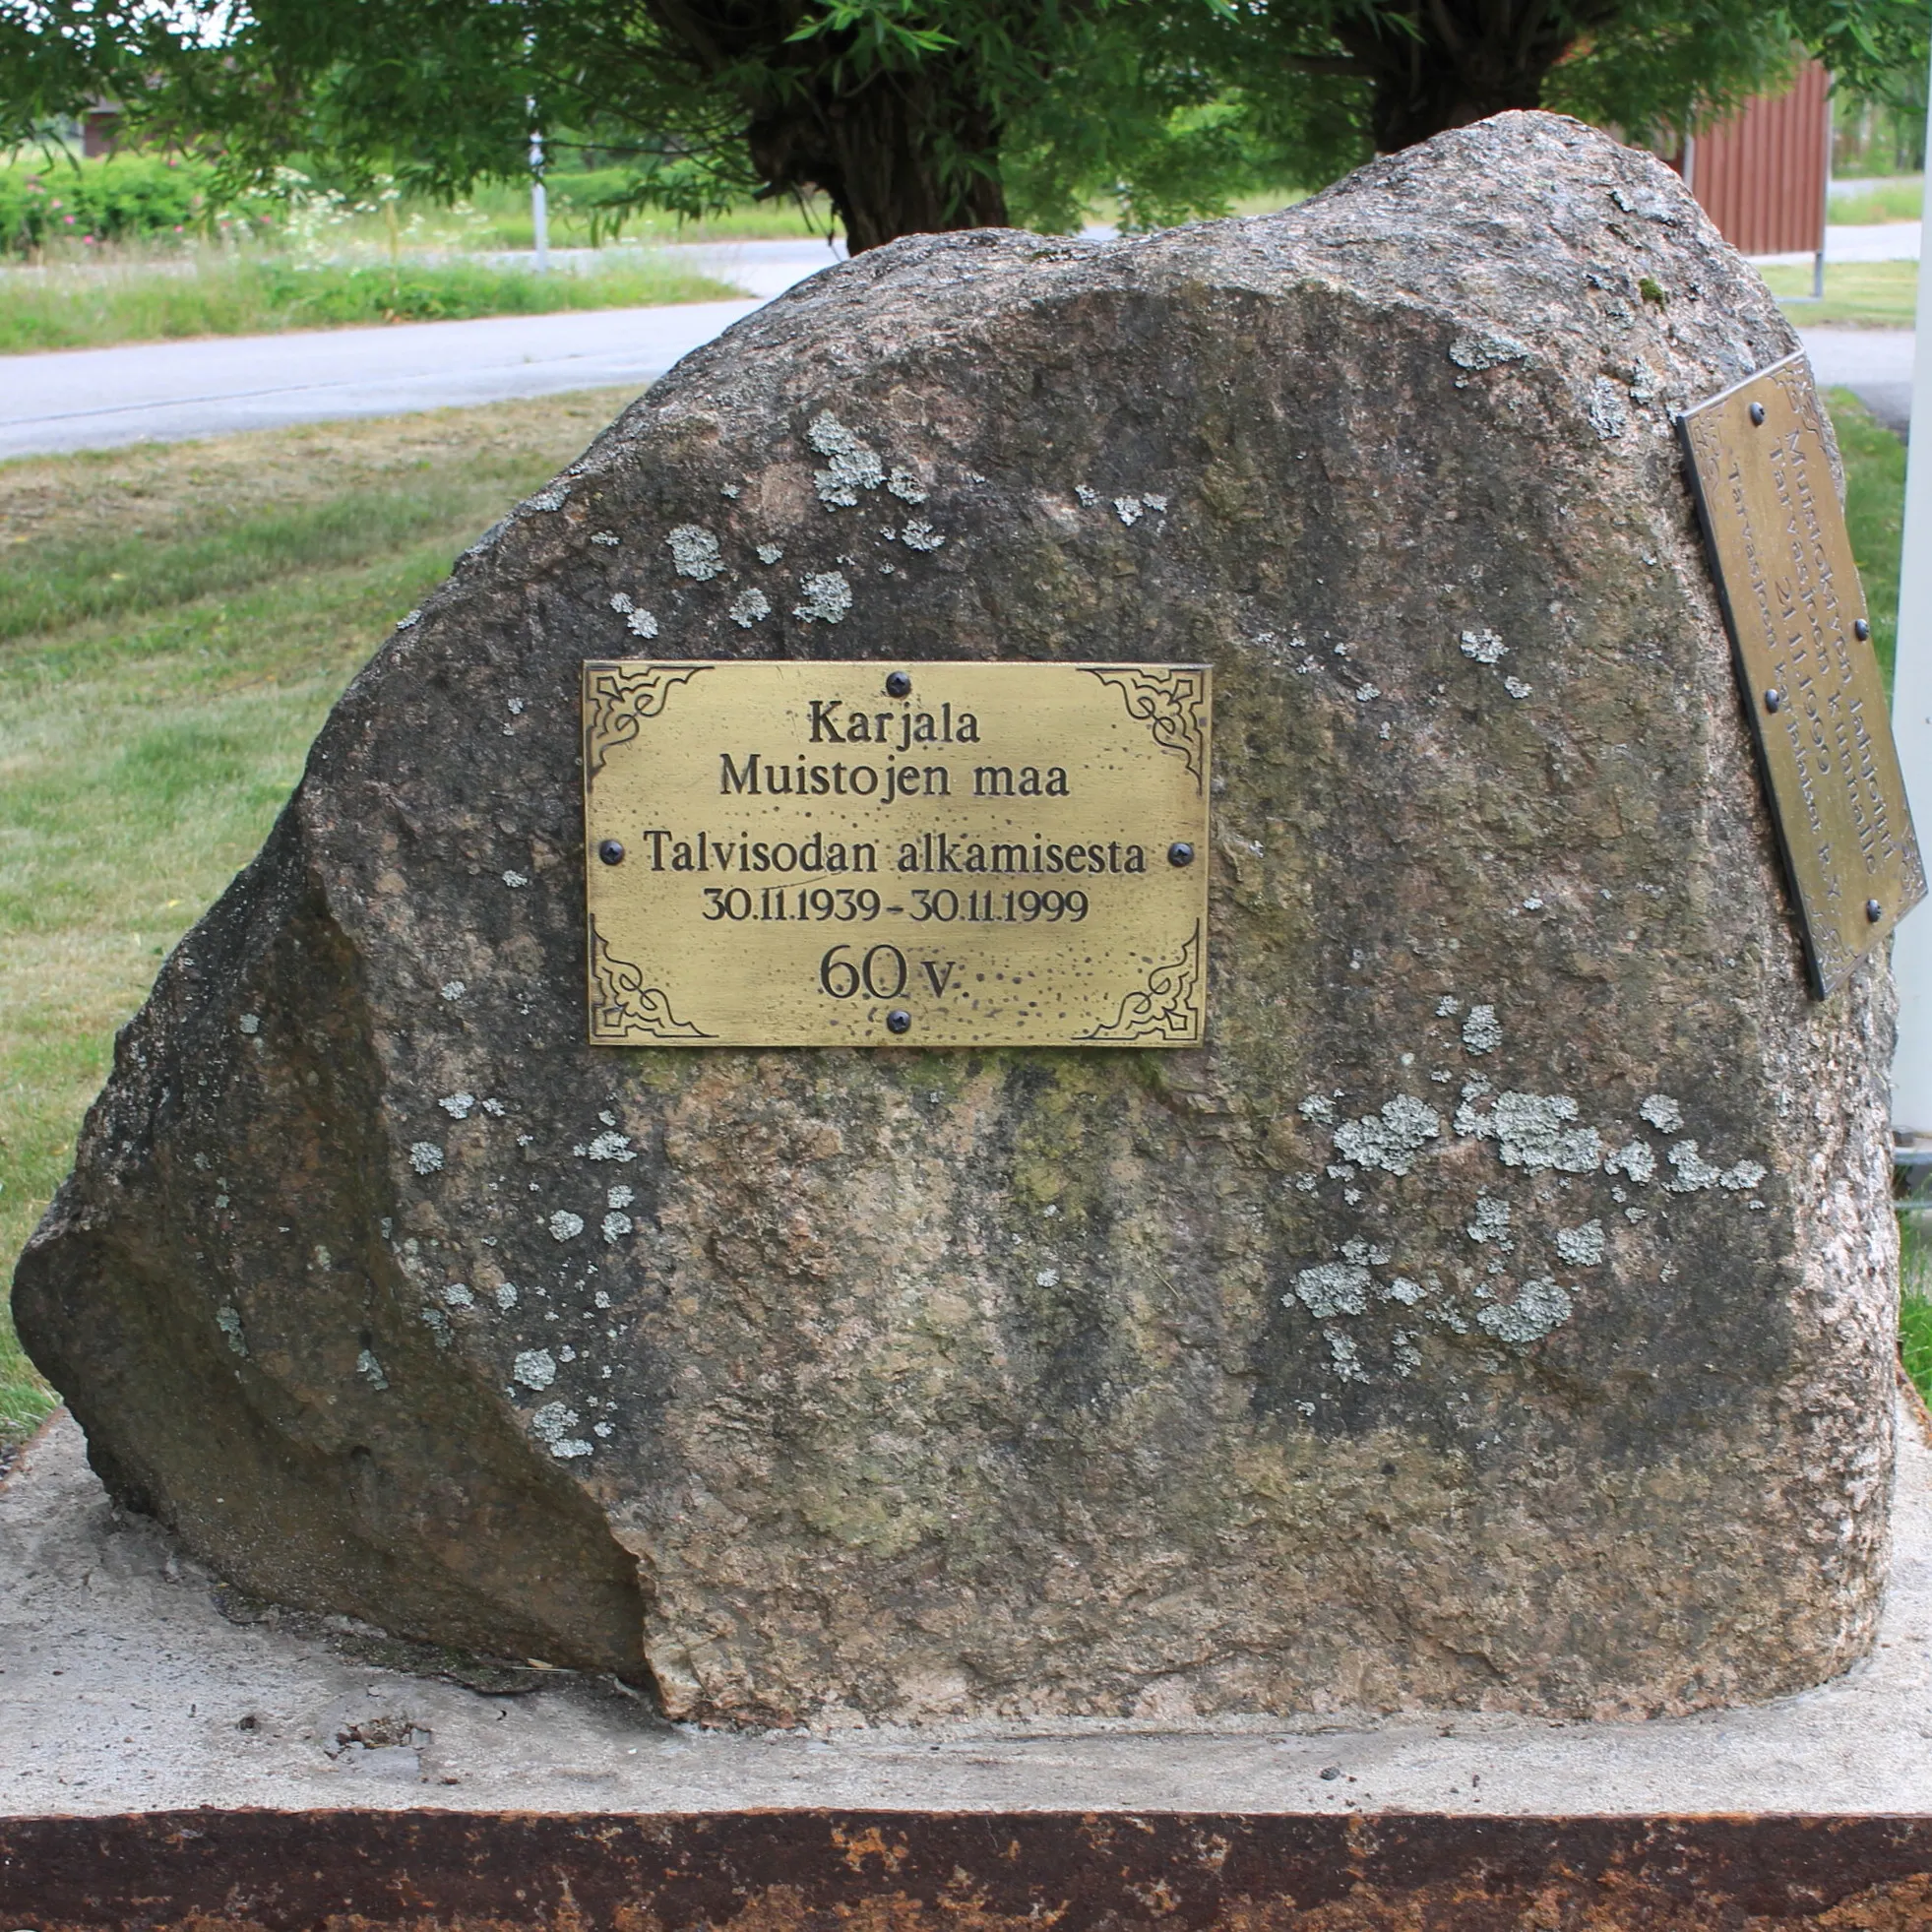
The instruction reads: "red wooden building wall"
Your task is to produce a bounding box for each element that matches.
[1682,63,1832,257]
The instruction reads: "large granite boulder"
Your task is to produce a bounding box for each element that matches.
[15,111,1898,1727]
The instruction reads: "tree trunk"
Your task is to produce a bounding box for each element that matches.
[747,48,1009,252]
[1330,0,1619,153]
[643,2,1010,253]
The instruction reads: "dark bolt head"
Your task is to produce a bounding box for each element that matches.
[1868,898,1884,924]
[1764,688,1782,714]
[885,671,912,699]
[1855,618,1872,641]
[597,840,625,866]
[1749,402,1767,425]
[1167,841,1195,867]
[885,1008,912,1034]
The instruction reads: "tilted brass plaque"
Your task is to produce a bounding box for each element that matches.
[583,660,1211,1046]
[1679,353,1924,996]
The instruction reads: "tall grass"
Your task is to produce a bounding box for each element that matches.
[0,249,742,354]
[1829,178,1923,225]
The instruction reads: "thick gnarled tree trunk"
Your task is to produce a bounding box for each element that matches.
[1330,0,1619,152]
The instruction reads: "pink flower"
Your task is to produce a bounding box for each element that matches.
[62,214,74,224]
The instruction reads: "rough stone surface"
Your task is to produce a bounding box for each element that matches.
[13,111,1899,1729]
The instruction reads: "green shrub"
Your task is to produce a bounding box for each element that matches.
[0,154,245,254]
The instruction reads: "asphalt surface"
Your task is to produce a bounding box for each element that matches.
[0,232,1914,462]
[1805,325,1917,440]
[0,240,841,462]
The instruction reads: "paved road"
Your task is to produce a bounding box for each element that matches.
[1805,326,1916,440]
[0,237,1913,462]
[0,240,842,462]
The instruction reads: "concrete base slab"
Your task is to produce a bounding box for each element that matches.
[5,1397,1932,1820]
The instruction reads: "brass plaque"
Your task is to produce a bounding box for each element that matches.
[1679,353,1925,996]
[583,660,1211,1046]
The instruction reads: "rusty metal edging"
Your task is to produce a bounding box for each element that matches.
[6,1809,1932,1930]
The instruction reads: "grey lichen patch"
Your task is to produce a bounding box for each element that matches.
[577,1130,635,1162]
[1462,1005,1502,1054]
[1333,1094,1441,1176]
[1721,1159,1768,1191]
[1640,1093,1684,1133]
[808,413,885,508]
[441,1283,474,1308]
[356,1347,388,1391]
[1664,1142,1723,1192]
[1292,1262,1372,1319]
[531,1402,592,1459]
[1586,375,1630,438]
[548,1210,586,1242]
[216,1305,247,1356]
[494,1284,519,1311]
[1460,628,1507,663]
[755,543,784,565]
[438,980,466,1001]
[1503,677,1532,700]
[900,520,946,552]
[524,485,568,514]
[794,572,852,624]
[729,587,772,628]
[887,467,926,503]
[1325,1331,1367,1382]
[1466,1194,1513,1247]
[501,871,530,889]
[512,1348,555,1391]
[1476,1278,1573,1345]
[602,1212,633,1243]
[1449,330,1528,370]
[667,527,723,581]
[238,1013,261,1035]
[1460,1091,1602,1173]
[1298,1093,1335,1124]
[628,609,660,639]
[438,1092,475,1120]
[1605,1141,1656,1184]
[408,1142,444,1175]
[1114,497,1144,526]
[1555,1220,1606,1266]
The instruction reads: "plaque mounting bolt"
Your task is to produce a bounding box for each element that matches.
[1855,618,1871,641]
[1749,402,1767,425]
[885,671,912,699]
[885,1009,912,1034]
[1167,841,1195,867]
[597,840,625,866]
[1764,689,1782,714]
[1868,899,1884,924]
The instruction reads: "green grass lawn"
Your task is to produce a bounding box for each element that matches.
[1764,258,1917,329]
[1830,177,1923,224]
[0,393,635,1443]
[0,383,1918,1450]
[0,253,741,353]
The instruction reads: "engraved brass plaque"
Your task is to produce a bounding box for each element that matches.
[1679,353,1925,996]
[583,661,1211,1046]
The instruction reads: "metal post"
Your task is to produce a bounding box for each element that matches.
[1885,48,1932,1132]
[1815,74,1832,303]
[529,106,548,275]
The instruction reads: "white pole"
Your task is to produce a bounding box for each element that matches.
[1885,54,1932,1132]
[529,107,548,275]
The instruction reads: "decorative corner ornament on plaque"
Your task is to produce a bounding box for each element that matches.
[583,660,1212,1046]
[1679,352,1924,997]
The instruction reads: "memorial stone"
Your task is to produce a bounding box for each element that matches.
[13,110,1902,1730]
